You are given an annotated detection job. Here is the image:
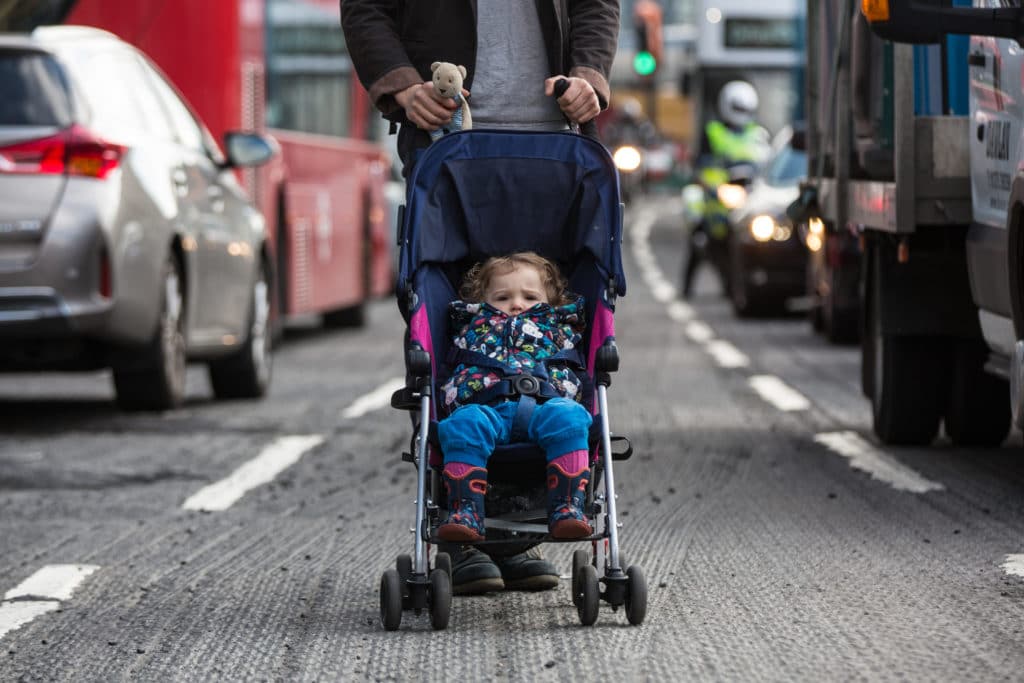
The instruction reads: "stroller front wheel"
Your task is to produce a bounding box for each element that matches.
[624,565,648,625]
[429,568,452,630]
[380,569,403,631]
[570,549,590,608]
[576,564,600,626]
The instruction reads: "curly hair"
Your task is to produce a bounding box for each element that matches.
[460,252,570,306]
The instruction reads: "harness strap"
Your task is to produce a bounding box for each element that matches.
[510,395,536,443]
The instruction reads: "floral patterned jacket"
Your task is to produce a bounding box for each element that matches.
[440,296,586,410]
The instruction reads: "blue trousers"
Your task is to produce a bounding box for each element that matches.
[438,397,592,469]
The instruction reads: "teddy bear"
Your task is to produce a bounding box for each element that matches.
[429,61,472,141]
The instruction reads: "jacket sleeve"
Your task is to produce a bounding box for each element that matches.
[566,0,620,109]
[340,0,423,115]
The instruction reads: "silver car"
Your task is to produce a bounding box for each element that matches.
[0,27,278,410]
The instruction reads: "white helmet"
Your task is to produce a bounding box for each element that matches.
[717,80,759,128]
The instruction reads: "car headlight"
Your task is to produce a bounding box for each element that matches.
[717,183,747,209]
[613,145,643,172]
[750,215,776,241]
[804,215,825,251]
[808,216,825,236]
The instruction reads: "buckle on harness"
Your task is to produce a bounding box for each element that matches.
[512,375,540,396]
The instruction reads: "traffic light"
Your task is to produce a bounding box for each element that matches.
[633,0,663,77]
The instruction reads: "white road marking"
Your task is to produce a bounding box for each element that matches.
[667,300,694,322]
[4,564,99,601]
[748,375,811,412]
[814,431,945,494]
[0,602,60,640]
[182,434,325,512]
[706,339,750,368]
[631,207,679,303]
[341,377,406,419]
[1001,555,1024,579]
[1,564,99,640]
[685,321,714,343]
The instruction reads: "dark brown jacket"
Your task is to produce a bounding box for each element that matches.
[340,0,619,169]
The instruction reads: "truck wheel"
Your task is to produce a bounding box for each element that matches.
[944,340,1010,447]
[113,255,187,411]
[208,258,273,400]
[869,273,947,445]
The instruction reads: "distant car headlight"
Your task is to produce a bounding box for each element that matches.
[804,215,825,251]
[613,145,643,172]
[717,183,747,209]
[750,215,795,242]
[808,216,825,236]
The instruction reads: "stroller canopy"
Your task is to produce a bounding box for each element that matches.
[397,130,627,303]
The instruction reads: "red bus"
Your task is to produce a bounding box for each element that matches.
[17,0,394,328]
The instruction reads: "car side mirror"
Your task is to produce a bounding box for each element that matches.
[223,131,279,168]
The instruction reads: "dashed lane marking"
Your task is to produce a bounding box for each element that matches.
[814,431,945,494]
[748,375,811,412]
[1002,555,1024,579]
[706,339,750,368]
[341,377,406,419]
[1,564,99,640]
[182,435,325,512]
[685,321,714,343]
[667,300,694,322]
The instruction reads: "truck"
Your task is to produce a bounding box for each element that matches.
[795,0,1012,447]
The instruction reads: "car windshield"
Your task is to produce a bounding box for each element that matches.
[0,0,77,31]
[0,51,72,126]
[764,145,807,186]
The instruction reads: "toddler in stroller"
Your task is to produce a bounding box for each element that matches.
[380,130,645,630]
[437,251,595,542]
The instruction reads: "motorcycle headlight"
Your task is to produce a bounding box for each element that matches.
[717,183,747,210]
[613,145,643,172]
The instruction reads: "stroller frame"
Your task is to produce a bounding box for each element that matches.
[378,130,646,630]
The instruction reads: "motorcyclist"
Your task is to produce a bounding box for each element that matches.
[681,80,770,298]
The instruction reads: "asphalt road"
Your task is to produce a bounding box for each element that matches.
[3,195,1024,681]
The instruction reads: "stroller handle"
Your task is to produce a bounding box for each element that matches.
[553,78,600,142]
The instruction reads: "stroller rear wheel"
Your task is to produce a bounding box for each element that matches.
[576,564,600,626]
[429,568,452,630]
[380,569,403,631]
[624,565,648,626]
[396,554,413,606]
[434,552,453,582]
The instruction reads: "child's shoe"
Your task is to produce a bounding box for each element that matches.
[438,466,487,542]
[546,461,593,539]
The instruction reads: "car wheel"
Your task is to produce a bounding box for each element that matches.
[208,258,273,400]
[322,304,366,328]
[113,255,187,411]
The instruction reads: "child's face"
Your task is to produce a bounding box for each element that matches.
[484,265,549,316]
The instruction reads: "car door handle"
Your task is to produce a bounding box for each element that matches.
[968,52,987,67]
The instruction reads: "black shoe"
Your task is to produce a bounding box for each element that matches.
[492,546,560,591]
[447,545,504,595]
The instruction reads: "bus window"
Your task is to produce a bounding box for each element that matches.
[265,0,351,138]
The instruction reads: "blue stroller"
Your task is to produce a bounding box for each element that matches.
[381,129,644,630]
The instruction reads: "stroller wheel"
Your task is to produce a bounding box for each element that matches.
[429,568,452,630]
[434,552,453,582]
[576,564,600,626]
[396,554,413,598]
[570,549,590,608]
[380,569,403,631]
[625,565,648,626]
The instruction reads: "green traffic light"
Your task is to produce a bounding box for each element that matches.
[633,50,657,76]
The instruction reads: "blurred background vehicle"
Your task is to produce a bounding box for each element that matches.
[727,122,808,316]
[0,26,277,410]
[4,0,396,333]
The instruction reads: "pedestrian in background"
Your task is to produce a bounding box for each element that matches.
[340,0,619,595]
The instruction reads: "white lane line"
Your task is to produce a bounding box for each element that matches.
[631,207,679,303]
[748,375,811,412]
[1002,555,1024,579]
[4,564,99,601]
[1,564,99,640]
[0,602,60,640]
[341,377,406,419]
[667,300,694,322]
[182,434,325,512]
[814,431,945,494]
[706,339,750,368]
[685,321,714,343]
